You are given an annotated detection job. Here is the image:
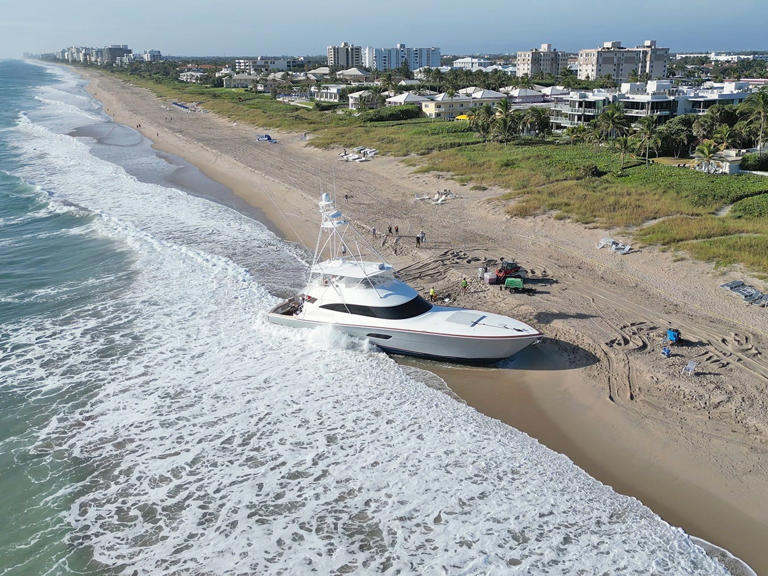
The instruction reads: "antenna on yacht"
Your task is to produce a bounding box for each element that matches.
[311,193,393,298]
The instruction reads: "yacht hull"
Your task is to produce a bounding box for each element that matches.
[267,303,540,362]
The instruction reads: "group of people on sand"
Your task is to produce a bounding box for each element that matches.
[370,226,426,246]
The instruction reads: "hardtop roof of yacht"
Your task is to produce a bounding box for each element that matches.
[312,258,393,279]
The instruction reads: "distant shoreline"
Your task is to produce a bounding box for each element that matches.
[74,65,768,575]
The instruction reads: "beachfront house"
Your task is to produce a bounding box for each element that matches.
[313,84,346,103]
[421,93,473,119]
[421,88,509,119]
[386,92,429,107]
[308,66,331,77]
[336,67,372,83]
[501,87,546,104]
[179,70,205,83]
[348,90,380,110]
[224,73,260,89]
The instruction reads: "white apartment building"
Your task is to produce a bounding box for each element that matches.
[516,43,571,78]
[143,50,162,62]
[578,40,669,81]
[549,80,753,130]
[362,44,441,71]
[452,57,492,70]
[675,82,751,115]
[327,42,362,68]
[233,57,301,74]
[312,84,347,103]
[179,70,205,83]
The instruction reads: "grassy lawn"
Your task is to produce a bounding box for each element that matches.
[111,72,768,274]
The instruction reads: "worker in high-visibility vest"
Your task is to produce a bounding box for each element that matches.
[429,287,436,302]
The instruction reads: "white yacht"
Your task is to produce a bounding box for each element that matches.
[268,194,542,362]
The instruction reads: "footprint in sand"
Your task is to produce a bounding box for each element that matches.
[721,332,762,358]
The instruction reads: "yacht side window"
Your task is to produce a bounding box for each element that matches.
[320,296,432,319]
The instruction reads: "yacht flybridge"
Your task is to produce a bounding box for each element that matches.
[267,194,542,362]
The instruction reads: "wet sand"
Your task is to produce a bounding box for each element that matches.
[75,67,768,574]
[406,343,766,573]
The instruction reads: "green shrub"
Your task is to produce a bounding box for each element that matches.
[314,101,340,111]
[731,193,768,219]
[740,153,768,172]
[361,105,421,122]
[579,164,605,178]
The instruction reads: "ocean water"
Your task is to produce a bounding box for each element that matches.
[0,60,730,575]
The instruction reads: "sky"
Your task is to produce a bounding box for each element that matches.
[2,0,766,58]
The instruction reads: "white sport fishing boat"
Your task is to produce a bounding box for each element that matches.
[267,193,542,362]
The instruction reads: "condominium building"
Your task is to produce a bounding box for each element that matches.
[234,57,302,74]
[327,42,362,68]
[103,45,131,65]
[577,40,669,81]
[452,57,492,70]
[362,44,441,71]
[549,80,752,130]
[143,50,162,62]
[675,82,751,115]
[516,43,571,78]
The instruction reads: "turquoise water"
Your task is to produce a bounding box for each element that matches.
[0,60,733,575]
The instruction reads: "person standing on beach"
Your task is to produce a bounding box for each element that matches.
[388,224,392,235]
[416,234,421,246]
[394,225,399,235]
[371,227,376,237]
[429,287,436,302]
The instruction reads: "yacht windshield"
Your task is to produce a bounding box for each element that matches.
[320,296,432,319]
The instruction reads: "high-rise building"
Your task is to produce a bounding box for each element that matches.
[516,43,571,78]
[577,40,669,81]
[103,44,131,64]
[361,43,441,71]
[327,42,362,68]
[143,50,162,62]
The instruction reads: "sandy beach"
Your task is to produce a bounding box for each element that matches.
[79,69,768,573]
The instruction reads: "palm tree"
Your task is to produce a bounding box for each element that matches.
[694,139,720,172]
[634,115,660,167]
[614,135,633,170]
[598,103,630,140]
[742,87,768,151]
[523,107,550,137]
[712,124,735,150]
[492,98,519,144]
[494,97,511,118]
[585,120,604,149]
[467,105,494,141]
[475,104,495,141]
[493,113,517,144]
[564,124,588,144]
[694,139,718,162]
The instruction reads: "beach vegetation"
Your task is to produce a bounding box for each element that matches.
[740,153,768,171]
